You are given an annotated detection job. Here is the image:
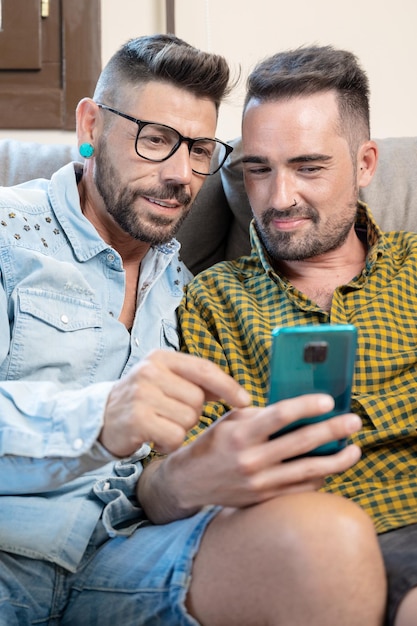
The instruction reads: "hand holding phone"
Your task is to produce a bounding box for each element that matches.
[267,324,357,455]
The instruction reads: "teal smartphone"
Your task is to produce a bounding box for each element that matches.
[267,324,357,455]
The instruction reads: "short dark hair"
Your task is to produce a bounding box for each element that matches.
[94,34,232,113]
[244,45,370,147]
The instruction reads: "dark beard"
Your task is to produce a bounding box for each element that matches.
[256,203,357,262]
[94,145,192,244]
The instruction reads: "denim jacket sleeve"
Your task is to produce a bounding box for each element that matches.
[0,377,120,495]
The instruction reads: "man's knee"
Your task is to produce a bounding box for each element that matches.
[221,491,376,554]
[195,491,382,575]
[188,493,386,626]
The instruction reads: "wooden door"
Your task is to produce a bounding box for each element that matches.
[0,0,101,130]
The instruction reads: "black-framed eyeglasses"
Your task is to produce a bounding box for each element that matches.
[97,103,233,176]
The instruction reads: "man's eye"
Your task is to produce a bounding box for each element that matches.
[145,135,166,146]
[245,167,270,175]
[191,145,213,160]
[299,166,322,173]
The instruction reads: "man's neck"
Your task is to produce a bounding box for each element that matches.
[274,235,367,312]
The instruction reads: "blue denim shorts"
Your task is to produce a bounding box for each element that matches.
[0,506,220,626]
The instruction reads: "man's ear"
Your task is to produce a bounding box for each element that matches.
[357,140,378,188]
[75,98,101,146]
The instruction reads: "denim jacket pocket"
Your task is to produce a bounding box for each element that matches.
[160,319,180,351]
[7,288,103,383]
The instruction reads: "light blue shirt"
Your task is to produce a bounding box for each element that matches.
[0,163,192,571]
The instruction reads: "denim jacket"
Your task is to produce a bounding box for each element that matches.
[0,163,192,571]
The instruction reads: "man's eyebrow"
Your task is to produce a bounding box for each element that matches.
[241,155,268,164]
[288,154,332,164]
[241,154,333,165]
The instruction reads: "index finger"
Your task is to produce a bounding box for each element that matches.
[157,351,251,408]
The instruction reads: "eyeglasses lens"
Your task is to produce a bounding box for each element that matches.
[136,124,226,175]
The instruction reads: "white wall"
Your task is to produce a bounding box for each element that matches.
[179,0,417,142]
[2,0,416,144]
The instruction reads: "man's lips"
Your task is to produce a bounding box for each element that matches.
[272,216,310,231]
[144,196,182,209]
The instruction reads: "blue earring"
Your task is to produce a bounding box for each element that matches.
[79,142,95,158]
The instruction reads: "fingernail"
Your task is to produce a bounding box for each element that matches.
[317,394,334,410]
[347,414,362,430]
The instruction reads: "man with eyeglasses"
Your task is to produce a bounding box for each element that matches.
[0,35,385,625]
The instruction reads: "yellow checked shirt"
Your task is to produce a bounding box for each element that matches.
[178,203,417,534]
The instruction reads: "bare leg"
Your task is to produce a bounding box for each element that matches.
[395,587,417,625]
[187,492,386,626]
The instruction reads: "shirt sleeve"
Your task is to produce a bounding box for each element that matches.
[0,380,120,493]
[0,379,114,458]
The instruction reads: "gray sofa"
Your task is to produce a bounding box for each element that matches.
[1,136,417,274]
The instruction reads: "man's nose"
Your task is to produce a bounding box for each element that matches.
[270,171,298,209]
[160,142,193,185]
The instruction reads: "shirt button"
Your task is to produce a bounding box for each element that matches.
[134,337,139,347]
[107,253,115,262]
[103,481,111,491]
[61,314,69,324]
[73,438,83,450]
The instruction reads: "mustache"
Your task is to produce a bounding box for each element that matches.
[262,205,318,225]
[135,185,192,206]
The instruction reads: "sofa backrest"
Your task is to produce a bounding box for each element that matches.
[0,139,80,186]
[1,136,417,275]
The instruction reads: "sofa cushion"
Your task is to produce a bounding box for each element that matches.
[0,139,81,186]
[361,137,417,232]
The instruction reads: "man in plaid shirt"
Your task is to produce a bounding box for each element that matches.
[178,45,417,626]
